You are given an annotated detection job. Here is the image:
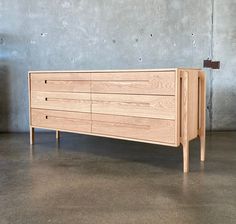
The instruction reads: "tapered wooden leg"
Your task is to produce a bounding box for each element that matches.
[56,130,60,140]
[30,127,34,145]
[183,141,189,173]
[181,71,190,173]
[199,71,206,162]
[29,145,34,161]
[200,133,205,162]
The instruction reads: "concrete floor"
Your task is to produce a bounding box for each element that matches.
[0,132,235,224]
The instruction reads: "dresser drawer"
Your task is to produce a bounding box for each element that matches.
[31,91,91,113]
[91,71,175,95]
[92,94,175,119]
[30,73,90,92]
[92,114,175,144]
[31,109,91,133]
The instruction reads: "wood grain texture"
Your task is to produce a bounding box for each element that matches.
[31,73,90,92]
[29,68,201,74]
[92,94,176,119]
[32,109,91,133]
[91,72,175,95]
[28,73,32,126]
[28,73,34,145]
[92,114,176,144]
[175,69,181,146]
[187,70,199,140]
[31,125,178,146]
[181,71,190,173]
[198,71,206,162]
[29,69,206,172]
[31,91,91,112]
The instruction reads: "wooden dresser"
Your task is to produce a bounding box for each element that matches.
[28,68,206,173]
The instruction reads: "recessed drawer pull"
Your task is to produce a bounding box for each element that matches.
[93,100,150,107]
[95,121,150,129]
[31,73,90,92]
[44,115,85,122]
[92,80,148,82]
[44,80,87,83]
[42,97,89,103]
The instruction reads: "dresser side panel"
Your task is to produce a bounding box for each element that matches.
[188,70,199,140]
[180,69,200,141]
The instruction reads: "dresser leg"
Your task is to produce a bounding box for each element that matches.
[56,131,60,140]
[30,127,34,145]
[199,71,206,162]
[183,142,189,173]
[181,71,190,173]
[200,133,205,162]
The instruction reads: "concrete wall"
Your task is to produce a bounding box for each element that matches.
[212,0,236,130]
[0,0,235,132]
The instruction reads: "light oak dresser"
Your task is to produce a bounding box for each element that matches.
[28,68,206,173]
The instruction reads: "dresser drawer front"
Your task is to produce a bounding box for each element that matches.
[31,92,91,113]
[92,114,175,144]
[31,109,91,133]
[91,71,175,95]
[92,94,175,119]
[31,73,90,92]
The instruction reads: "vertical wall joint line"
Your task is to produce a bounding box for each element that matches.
[208,0,215,131]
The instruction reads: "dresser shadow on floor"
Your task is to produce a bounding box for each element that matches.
[29,132,201,172]
[0,65,10,132]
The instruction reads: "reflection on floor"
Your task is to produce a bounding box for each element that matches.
[0,132,235,224]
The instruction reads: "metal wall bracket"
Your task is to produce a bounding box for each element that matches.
[203,59,220,69]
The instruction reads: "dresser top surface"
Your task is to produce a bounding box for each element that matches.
[29,68,201,74]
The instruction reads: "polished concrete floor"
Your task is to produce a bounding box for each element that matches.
[0,132,235,224]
